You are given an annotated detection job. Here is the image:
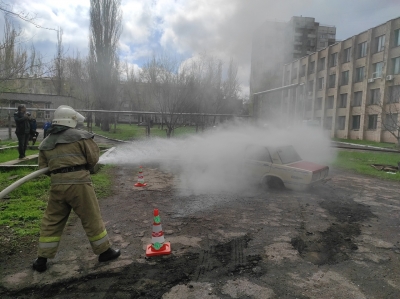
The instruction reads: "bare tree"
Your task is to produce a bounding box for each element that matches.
[141,53,199,138]
[64,53,92,107]
[89,0,122,131]
[0,1,57,31]
[380,85,400,147]
[0,16,47,89]
[47,27,65,95]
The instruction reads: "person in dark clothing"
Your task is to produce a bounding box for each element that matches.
[14,104,31,159]
[29,117,39,145]
[43,121,51,138]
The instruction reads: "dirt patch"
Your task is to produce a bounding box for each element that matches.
[0,226,36,263]
[1,235,264,299]
[291,197,376,265]
[319,199,376,223]
[291,222,360,265]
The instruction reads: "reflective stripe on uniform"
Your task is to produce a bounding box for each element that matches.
[39,242,59,248]
[39,236,61,242]
[89,229,109,246]
[38,236,61,248]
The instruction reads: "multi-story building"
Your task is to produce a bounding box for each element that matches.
[250,16,336,95]
[281,17,400,143]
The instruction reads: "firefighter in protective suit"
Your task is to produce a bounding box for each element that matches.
[33,106,120,272]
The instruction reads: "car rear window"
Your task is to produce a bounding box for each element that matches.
[276,146,302,164]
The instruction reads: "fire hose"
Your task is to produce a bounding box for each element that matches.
[0,167,49,199]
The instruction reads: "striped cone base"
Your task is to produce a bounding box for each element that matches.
[145,209,171,257]
[134,166,147,187]
[146,241,171,257]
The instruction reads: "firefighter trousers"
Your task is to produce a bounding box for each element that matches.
[37,183,110,258]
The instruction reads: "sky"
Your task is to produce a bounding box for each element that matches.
[2,0,400,96]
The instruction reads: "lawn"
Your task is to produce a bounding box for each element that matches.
[333,138,399,149]
[332,150,400,181]
[0,164,115,256]
[0,140,18,147]
[88,123,197,140]
[0,149,39,163]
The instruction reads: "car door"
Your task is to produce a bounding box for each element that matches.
[244,145,272,179]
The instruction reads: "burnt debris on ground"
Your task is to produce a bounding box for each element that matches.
[0,235,266,299]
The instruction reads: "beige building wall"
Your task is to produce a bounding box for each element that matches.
[281,17,400,144]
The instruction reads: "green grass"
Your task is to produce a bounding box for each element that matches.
[332,150,400,181]
[92,165,114,198]
[0,140,18,147]
[0,149,38,163]
[0,164,115,239]
[0,168,50,236]
[88,123,197,140]
[333,138,399,149]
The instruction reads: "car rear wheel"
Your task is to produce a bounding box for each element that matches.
[265,176,285,189]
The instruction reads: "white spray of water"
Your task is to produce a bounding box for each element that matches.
[100,123,336,195]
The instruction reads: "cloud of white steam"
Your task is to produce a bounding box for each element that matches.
[100,123,335,195]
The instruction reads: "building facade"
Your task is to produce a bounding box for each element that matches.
[282,17,400,143]
[250,16,336,95]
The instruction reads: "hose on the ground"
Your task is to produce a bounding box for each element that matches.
[0,167,49,199]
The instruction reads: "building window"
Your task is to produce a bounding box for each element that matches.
[330,52,338,67]
[387,85,400,103]
[392,57,400,75]
[358,41,367,58]
[315,97,323,110]
[372,62,384,78]
[292,67,298,80]
[337,116,346,130]
[285,70,290,85]
[329,74,336,88]
[318,77,325,89]
[300,64,306,77]
[352,115,361,130]
[370,88,381,105]
[383,114,398,131]
[326,96,334,109]
[368,114,378,130]
[283,89,289,97]
[341,70,349,85]
[355,66,365,82]
[394,29,400,47]
[308,61,315,74]
[305,99,312,111]
[45,103,51,119]
[318,57,325,71]
[375,35,385,53]
[343,47,351,63]
[324,116,332,130]
[338,93,348,108]
[353,91,363,106]
[308,80,314,94]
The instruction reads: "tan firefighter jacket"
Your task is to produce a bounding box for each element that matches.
[38,128,99,185]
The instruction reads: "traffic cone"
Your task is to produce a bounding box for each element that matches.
[134,166,147,187]
[146,209,171,257]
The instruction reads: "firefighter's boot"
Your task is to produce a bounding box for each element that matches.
[98,247,121,262]
[33,257,47,272]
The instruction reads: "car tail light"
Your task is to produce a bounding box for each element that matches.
[312,171,320,181]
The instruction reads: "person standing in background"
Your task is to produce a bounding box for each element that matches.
[14,104,31,160]
[43,120,51,138]
[29,115,39,146]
